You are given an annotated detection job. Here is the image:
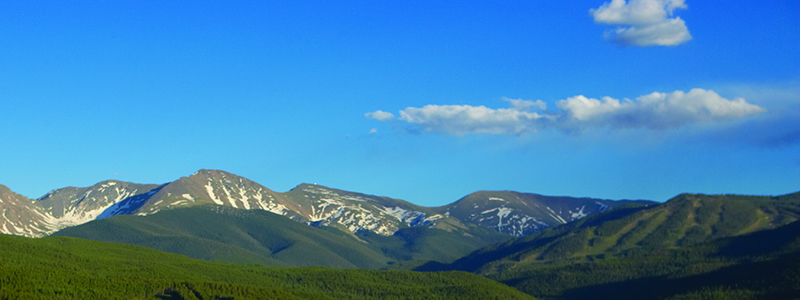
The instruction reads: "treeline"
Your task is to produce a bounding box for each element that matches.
[0,234,535,300]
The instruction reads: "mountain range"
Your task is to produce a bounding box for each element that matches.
[422,192,800,299]
[0,169,652,238]
[3,169,798,299]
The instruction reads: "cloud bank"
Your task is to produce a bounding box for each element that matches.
[366,89,765,136]
[590,0,692,47]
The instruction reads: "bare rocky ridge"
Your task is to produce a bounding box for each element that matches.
[0,184,52,236]
[0,169,653,237]
[440,191,652,236]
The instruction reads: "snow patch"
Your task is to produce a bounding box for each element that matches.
[381,206,426,226]
[221,183,236,208]
[49,199,119,228]
[237,188,250,209]
[546,207,567,224]
[384,206,409,220]
[204,182,224,205]
[170,200,189,206]
[424,214,444,222]
[481,208,498,214]
[570,205,588,219]
[302,186,371,202]
[492,207,515,232]
[497,207,513,219]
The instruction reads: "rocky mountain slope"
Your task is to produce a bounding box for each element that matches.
[0,184,51,236]
[0,181,164,237]
[436,190,651,236]
[1,169,651,237]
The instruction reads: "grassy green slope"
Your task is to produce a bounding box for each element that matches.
[0,234,536,300]
[52,205,391,269]
[52,205,511,269]
[426,192,800,300]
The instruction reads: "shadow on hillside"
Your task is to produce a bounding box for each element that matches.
[515,254,800,300]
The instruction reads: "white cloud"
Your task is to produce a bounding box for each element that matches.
[368,128,378,134]
[556,88,765,129]
[397,104,550,136]
[366,89,766,136]
[591,0,685,25]
[590,0,691,47]
[365,110,395,121]
[612,17,691,47]
[557,95,625,121]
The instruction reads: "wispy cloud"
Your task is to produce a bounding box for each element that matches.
[503,97,547,111]
[366,89,765,136]
[590,0,691,47]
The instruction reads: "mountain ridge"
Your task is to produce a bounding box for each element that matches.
[3,168,654,237]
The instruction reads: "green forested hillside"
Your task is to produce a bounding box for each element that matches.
[0,233,535,300]
[52,205,510,269]
[485,220,800,300]
[424,192,800,300]
[357,221,512,269]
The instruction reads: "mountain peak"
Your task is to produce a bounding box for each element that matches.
[190,169,236,178]
[0,183,13,194]
[290,183,331,191]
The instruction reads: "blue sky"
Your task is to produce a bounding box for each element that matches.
[1,0,798,206]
